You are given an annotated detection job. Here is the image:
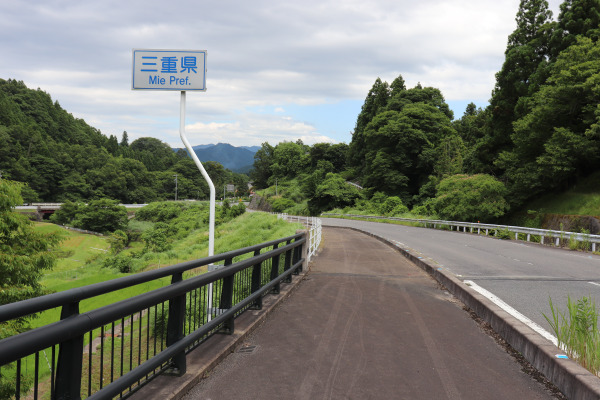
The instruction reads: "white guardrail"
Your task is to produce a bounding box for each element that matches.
[322,213,600,253]
[277,214,322,261]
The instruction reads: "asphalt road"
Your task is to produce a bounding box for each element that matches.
[322,217,600,337]
[182,227,558,399]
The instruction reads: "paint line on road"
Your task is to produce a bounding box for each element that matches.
[589,282,600,287]
[464,280,558,347]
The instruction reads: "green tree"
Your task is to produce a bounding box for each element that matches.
[485,0,554,172]
[120,131,129,147]
[142,222,173,252]
[0,178,62,400]
[360,101,455,203]
[76,199,128,233]
[250,142,274,188]
[434,174,509,222]
[130,137,177,171]
[307,173,361,215]
[550,0,600,58]
[348,77,391,170]
[271,141,309,180]
[50,200,84,225]
[0,179,62,305]
[108,230,128,254]
[498,37,600,204]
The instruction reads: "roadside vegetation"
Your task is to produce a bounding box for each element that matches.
[545,296,600,376]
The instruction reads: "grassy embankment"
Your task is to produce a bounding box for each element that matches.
[33,211,302,328]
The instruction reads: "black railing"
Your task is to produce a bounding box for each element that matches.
[0,233,306,400]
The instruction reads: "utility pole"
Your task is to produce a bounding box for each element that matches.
[174,174,178,201]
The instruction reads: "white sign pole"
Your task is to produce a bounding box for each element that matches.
[133,49,214,320]
[178,91,216,321]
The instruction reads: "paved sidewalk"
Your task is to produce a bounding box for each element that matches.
[180,227,559,400]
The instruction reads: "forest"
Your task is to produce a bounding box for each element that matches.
[250,0,600,221]
[0,78,249,204]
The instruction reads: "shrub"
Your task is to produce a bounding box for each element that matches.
[102,253,134,273]
[76,199,128,233]
[108,230,128,254]
[271,198,295,213]
[434,174,509,222]
[380,196,408,216]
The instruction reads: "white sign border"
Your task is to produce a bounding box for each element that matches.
[132,49,207,91]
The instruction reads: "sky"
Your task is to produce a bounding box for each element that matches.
[0,0,562,148]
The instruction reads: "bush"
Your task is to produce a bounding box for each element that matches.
[271,198,295,213]
[136,202,183,222]
[102,253,134,273]
[142,222,174,252]
[76,199,128,233]
[108,230,128,254]
[434,174,509,222]
[380,196,408,216]
[50,201,84,225]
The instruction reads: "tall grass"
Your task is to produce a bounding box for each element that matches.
[544,296,600,375]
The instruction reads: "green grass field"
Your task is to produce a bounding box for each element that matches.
[31,212,302,329]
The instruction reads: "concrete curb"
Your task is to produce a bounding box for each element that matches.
[340,226,600,400]
[129,268,309,400]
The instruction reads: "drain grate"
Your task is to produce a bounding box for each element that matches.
[238,345,258,354]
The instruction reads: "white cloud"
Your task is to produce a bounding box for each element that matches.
[0,0,565,146]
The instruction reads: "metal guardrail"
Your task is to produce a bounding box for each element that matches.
[0,233,306,400]
[322,213,600,253]
[277,214,322,260]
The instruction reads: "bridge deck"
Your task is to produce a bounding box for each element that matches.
[149,227,561,399]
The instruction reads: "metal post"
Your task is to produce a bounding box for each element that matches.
[179,91,216,321]
[166,272,186,375]
[219,258,234,334]
[270,243,281,294]
[55,302,83,400]
[250,250,263,310]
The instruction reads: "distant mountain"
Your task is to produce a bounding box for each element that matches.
[240,145,261,153]
[175,143,257,173]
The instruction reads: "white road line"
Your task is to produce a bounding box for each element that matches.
[589,282,600,287]
[464,280,558,347]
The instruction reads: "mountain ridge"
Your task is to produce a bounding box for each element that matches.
[174,143,257,173]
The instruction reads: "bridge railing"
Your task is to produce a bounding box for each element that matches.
[322,213,600,252]
[277,214,322,260]
[0,233,306,400]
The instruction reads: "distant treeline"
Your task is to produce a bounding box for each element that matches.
[0,78,249,203]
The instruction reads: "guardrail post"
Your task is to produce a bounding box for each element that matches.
[166,272,186,376]
[219,258,234,334]
[294,231,307,274]
[55,302,83,400]
[541,235,545,244]
[251,250,263,310]
[270,243,281,294]
[284,239,293,283]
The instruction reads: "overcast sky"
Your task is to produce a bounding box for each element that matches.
[0,0,562,148]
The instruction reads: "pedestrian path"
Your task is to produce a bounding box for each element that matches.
[180,227,559,399]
